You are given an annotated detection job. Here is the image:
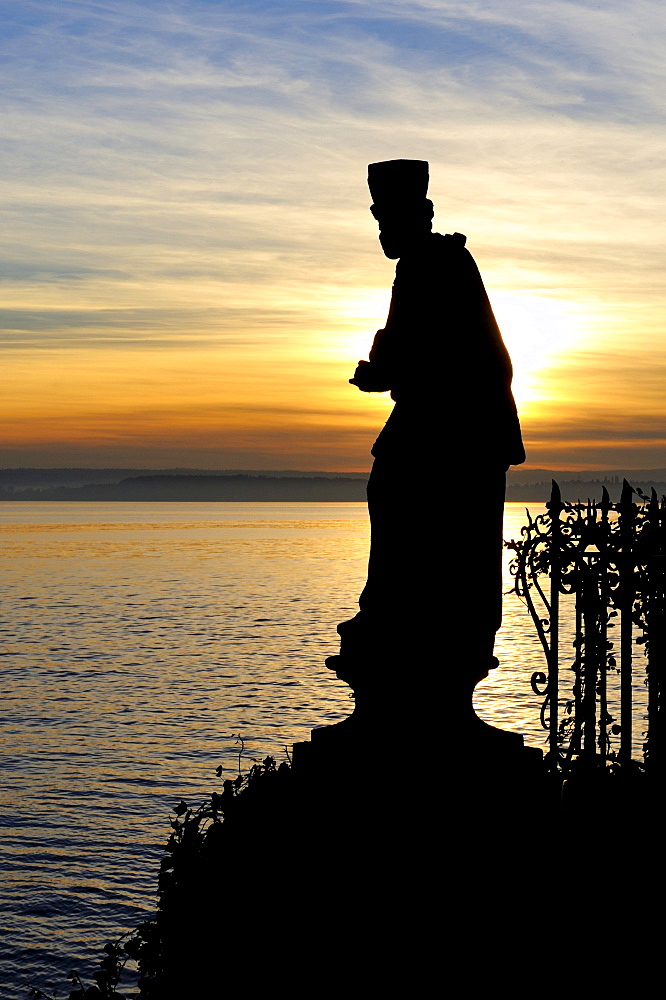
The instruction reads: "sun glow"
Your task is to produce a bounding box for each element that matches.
[490,292,590,406]
[330,288,592,405]
[330,288,393,364]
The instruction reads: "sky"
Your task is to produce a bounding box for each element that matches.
[2,0,666,472]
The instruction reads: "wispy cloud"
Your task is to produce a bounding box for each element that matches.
[1,1,665,467]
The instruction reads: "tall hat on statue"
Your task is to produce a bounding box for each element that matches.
[367,159,429,211]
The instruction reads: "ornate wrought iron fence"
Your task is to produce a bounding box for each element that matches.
[507,480,665,774]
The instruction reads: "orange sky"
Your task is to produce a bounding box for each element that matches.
[3,2,666,472]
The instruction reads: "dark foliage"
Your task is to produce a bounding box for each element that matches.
[29,755,286,998]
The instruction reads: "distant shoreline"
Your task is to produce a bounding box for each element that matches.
[2,469,666,503]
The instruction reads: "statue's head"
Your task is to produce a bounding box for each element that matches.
[367,159,434,259]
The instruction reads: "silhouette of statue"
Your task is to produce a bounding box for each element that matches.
[325,159,525,738]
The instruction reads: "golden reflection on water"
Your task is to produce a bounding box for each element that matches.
[0,501,647,755]
[5,518,366,533]
[0,500,651,997]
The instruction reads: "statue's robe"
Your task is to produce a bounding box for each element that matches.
[337,232,525,692]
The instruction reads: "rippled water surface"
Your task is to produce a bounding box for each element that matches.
[0,502,649,997]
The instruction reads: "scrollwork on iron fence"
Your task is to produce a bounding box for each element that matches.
[506,480,664,775]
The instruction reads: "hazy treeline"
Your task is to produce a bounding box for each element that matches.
[0,474,368,502]
[2,469,666,502]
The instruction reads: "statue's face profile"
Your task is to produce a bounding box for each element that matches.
[372,203,433,259]
[377,221,420,259]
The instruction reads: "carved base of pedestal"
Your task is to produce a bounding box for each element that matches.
[319,635,539,774]
[320,652,519,755]
[304,708,525,760]
[325,651,499,693]
[291,704,543,791]
[329,611,501,691]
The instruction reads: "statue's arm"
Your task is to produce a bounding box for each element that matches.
[349,353,392,392]
[349,282,398,393]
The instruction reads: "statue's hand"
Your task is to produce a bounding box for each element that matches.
[349,360,391,393]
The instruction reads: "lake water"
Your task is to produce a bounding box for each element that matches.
[0,502,649,997]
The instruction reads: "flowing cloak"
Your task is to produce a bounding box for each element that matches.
[366,232,525,468]
[337,232,525,685]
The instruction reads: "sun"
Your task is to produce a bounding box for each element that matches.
[326,285,594,411]
[489,292,588,405]
[332,287,394,362]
